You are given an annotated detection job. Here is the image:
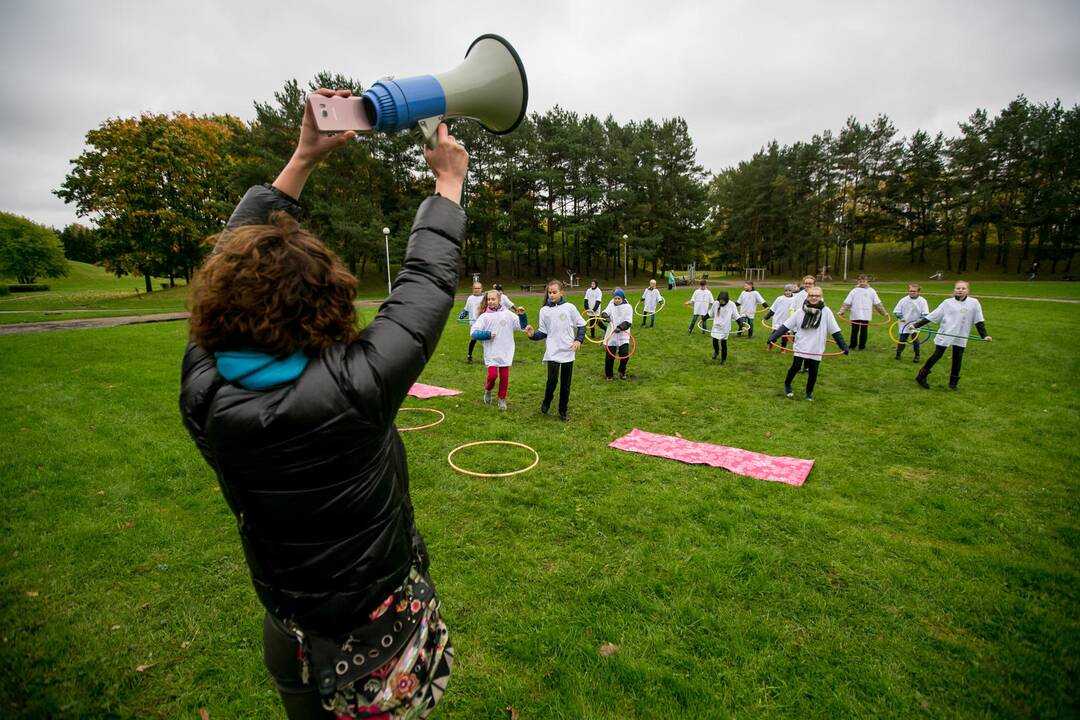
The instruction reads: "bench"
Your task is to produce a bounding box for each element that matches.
[520,284,532,292]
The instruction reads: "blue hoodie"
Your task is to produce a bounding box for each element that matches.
[214,350,309,390]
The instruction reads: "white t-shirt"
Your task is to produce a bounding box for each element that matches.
[925,297,985,348]
[584,287,602,312]
[842,286,882,322]
[709,300,741,339]
[893,296,930,334]
[499,293,515,311]
[737,290,766,318]
[464,294,485,323]
[691,288,713,315]
[471,307,526,367]
[536,300,587,363]
[601,300,634,347]
[782,307,842,359]
[641,287,664,312]
[769,294,797,329]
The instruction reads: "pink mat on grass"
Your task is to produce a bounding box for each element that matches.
[407,382,462,399]
[608,428,814,487]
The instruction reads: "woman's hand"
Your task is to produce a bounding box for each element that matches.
[272,88,356,199]
[424,124,469,204]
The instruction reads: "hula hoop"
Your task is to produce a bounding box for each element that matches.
[633,298,666,317]
[766,340,847,357]
[916,326,990,342]
[603,332,637,361]
[887,320,932,345]
[396,407,446,432]
[838,314,892,327]
[584,314,606,344]
[447,440,540,478]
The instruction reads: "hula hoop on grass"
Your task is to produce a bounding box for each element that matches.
[633,298,667,317]
[447,440,540,478]
[603,332,637,361]
[838,314,892,327]
[887,320,932,345]
[396,407,446,432]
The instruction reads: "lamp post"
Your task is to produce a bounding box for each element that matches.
[622,234,628,287]
[382,227,392,296]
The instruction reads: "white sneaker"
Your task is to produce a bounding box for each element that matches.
[498,399,507,410]
[483,390,492,405]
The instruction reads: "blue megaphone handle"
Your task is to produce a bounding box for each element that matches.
[363,76,447,133]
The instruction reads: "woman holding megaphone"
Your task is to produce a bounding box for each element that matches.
[180,88,467,719]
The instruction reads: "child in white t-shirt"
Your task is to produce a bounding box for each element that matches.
[600,288,635,380]
[912,281,992,390]
[709,291,741,363]
[736,281,768,338]
[460,281,486,363]
[838,274,888,350]
[639,279,664,328]
[763,284,798,351]
[766,287,850,401]
[526,280,587,421]
[685,279,713,334]
[471,290,529,410]
[893,283,930,362]
[584,280,603,338]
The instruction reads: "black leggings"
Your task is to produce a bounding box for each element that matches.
[785,357,820,395]
[896,333,922,356]
[711,338,728,361]
[604,344,630,377]
[849,321,869,349]
[544,360,574,414]
[468,338,477,357]
[922,344,965,377]
[688,314,709,333]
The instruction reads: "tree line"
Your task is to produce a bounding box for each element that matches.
[36,81,1080,291]
[709,97,1080,278]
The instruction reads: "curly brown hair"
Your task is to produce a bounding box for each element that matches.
[188,212,360,356]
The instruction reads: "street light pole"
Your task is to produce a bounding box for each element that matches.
[622,234,628,287]
[382,227,391,296]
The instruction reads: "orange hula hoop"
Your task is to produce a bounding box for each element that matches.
[604,332,637,361]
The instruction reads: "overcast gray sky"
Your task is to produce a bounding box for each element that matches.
[2,0,1078,229]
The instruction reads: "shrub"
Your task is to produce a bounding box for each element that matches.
[8,283,49,292]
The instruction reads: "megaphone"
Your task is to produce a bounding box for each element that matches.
[363,34,528,147]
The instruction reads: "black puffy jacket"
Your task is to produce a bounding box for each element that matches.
[179,185,464,635]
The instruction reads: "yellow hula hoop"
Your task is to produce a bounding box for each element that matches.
[397,407,446,432]
[633,298,667,317]
[584,314,606,344]
[447,440,540,478]
[887,320,931,345]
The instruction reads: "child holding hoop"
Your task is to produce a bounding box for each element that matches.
[893,283,929,362]
[527,280,587,421]
[686,279,713,334]
[767,287,849,401]
[709,291,741,363]
[912,281,992,390]
[736,281,768,338]
[470,290,529,410]
[763,284,798,350]
[584,280,603,338]
[838,275,888,350]
[601,288,634,380]
[640,279,664,328]
[461,281,486,363]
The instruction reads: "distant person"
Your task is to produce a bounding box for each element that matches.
[667,269,676,290]
[912,281,992,390]
[640,279,664,328]
[736,280,768,338]
[460,281,486,363]
[686,278,713,334]
[470,289,529,410]
[893,283,929,362]
[584,280,602,338]
[180,89,467,719]
[600,288,634,380]
[763,284,798,351]
[838,274,889,350]
[1028,260,1039,281]
[709,291,740,364]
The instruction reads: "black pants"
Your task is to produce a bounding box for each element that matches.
[922,344,964,378]
[544,360,574,414]
[849,321,869,349]
[641,311,655,327]
[711,338,728,361]
[587,302,601,337]
[785,357,820,396]
[604,343,630,377]
[688,314,709,333]
[467,338,477,358]
[896,333,922,357]
[738,316,754,338]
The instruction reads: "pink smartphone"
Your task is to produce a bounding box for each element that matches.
[307,95,374,133]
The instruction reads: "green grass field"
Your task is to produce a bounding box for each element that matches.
[1,287,1078,719]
